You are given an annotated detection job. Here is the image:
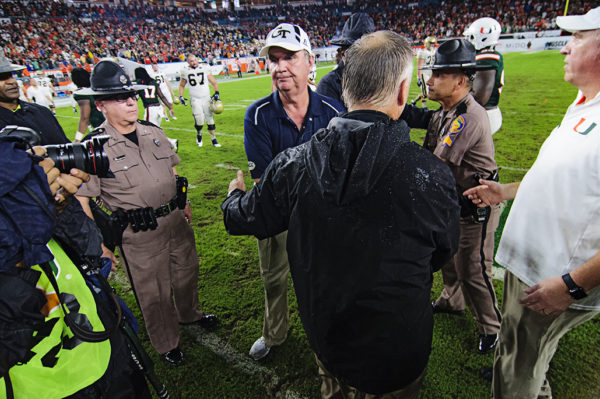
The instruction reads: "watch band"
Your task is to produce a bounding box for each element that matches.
[561,273,587,300]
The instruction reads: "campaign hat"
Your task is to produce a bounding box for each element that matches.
[0,49,25,74]
[76,60,148,96]
[424,39,493,71]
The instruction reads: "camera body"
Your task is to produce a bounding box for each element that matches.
[0,125,111,178]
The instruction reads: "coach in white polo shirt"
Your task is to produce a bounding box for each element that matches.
[464,6,600,398]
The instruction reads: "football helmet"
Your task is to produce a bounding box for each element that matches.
[424,36,437,49]
[210,99,224,114]
[464,17,501,50]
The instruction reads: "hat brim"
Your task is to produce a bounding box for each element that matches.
[329,38,353,47]
[556,14,600,32]
[423,63,494,71]
[0,64,26,74]
[76,84,149,96]
[259,43,307,57]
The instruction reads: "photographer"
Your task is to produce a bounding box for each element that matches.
[75,60,216,366]
[403,39,502,355]
[0,140,149,398]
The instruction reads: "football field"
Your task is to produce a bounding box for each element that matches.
[55,50,600,399]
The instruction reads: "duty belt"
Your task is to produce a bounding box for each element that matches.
[117,196,180,233]
[154,198,179,217]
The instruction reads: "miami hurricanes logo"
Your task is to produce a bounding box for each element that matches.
[443,115,466,147]
[573,118,597,135]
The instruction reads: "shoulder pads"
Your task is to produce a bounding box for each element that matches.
[457,102,468,115]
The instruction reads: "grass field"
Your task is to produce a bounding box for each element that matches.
[54,50,600,399]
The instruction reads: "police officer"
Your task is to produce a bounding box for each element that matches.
[75,60,216,366]
[404,39,502,354]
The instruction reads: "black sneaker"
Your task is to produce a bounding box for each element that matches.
[478,333,499,354]
[162,347,184,366]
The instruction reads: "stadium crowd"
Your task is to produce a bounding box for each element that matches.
[0,0,593,72]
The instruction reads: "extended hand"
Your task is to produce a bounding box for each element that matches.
[463,179,504,207]
[228,170,246,194]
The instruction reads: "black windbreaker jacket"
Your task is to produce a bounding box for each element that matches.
[223,111,460,393]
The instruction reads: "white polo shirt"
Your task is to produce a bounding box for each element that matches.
[496,91,600,310]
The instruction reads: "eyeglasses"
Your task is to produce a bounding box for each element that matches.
[103,92,138,103]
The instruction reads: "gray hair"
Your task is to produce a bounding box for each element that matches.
[342,31,413,108]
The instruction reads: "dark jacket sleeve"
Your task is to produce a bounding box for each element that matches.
[400,104,435,130]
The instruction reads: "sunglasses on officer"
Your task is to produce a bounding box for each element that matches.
[98,91,138,103]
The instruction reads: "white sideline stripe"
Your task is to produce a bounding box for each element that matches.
[185,325,308,399]
[215,163,240,170]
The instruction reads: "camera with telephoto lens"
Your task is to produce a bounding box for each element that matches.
[0,125,111,178]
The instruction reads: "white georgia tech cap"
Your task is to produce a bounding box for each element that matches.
[259,23,311,57]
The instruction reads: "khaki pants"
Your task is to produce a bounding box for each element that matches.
[122,210,203,354]
[435,205,502,335]
[257,231,290,346]
[492,271,598,398]
[316,356,425,399]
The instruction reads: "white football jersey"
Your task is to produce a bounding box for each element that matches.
[416,48,436,67]
[180,63,211,99]
[149,69,169,92]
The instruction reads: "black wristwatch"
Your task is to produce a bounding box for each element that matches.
[561,273,587,300]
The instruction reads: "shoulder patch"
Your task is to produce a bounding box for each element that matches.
[248,161,256,171]
[443,115,467,147]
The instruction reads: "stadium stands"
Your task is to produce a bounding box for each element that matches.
[0,0,591,72]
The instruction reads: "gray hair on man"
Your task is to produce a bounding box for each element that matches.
[342,31,413,109]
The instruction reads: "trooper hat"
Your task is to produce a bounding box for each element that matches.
[76,60,149,96]
[0,49,25,74]
[556,6,600,33]
[330,13,375,47]
[424,39,493,71]
[259,23,311,57]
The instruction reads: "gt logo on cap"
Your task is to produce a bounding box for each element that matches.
[272,28,291,39]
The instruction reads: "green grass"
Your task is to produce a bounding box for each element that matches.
[54,53,600,399]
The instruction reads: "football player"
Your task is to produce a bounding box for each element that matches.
[178,54,221,147]
[411,36,436,109]
[464,17,504,135]
[134,67,178,151]
[149,63,177,121]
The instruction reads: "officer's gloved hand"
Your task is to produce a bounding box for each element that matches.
[417,77,423,87]
[179,96,187,106]
[211,91,220,101]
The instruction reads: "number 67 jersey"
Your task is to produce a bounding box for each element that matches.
[180,62,212,99]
